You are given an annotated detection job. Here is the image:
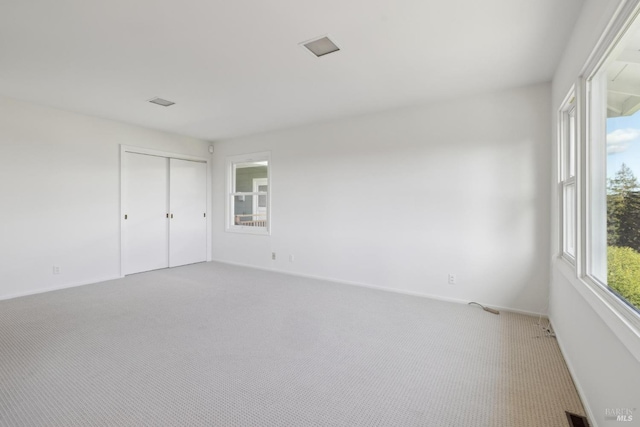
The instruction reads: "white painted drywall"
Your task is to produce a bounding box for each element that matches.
[0,96,210,299]
[551,0,640,425]
[212,83,552,315]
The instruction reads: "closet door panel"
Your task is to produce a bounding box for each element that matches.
[123,153,169,275]
[169,159,207,267]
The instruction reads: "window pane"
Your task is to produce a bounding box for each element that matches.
[564,183,576,258]
[590,71,608,283]
[234,194,254,220]
[568,107,576,178]
[228,155,269,231]
[234,162,268,192]
[606,105,640,309]
[591,22,640,311]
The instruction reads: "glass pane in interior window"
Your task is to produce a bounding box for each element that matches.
[234,162,268,192]
[232,194,266,227]
[234,194,254,217]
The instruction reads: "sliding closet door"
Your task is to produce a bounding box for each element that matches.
[123,153,169,275]
[169,158,207,267]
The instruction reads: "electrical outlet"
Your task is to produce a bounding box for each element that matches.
[271,252,276,261]
[53,265,61,275]
[448,273,456,285]
[289,254,294,262]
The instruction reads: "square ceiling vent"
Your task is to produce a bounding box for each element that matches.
[301,36,340,57]
[148,97,175,107]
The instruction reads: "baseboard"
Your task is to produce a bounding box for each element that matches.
[553,324,598,427]
[0,275,122,301]
[486,303,546,317]
[209,259,545,317]
[1,260,545,318]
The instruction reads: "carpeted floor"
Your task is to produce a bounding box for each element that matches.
[0,262,585,426]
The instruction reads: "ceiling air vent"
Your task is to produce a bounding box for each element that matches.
[301,36,340,57]
[148,97,175,107]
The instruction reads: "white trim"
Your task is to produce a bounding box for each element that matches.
[120,144,208,163]
[0,275,122,301]
[555,0,640,362]
[225,223,271,235]
[556,258,640,363]
[580,0,640,79]
[225,151,271,235]
[576,77,587,282]
[210,259,546,317]
[553,324,598,427]
[559,87,577,262]
[120,145,212,276]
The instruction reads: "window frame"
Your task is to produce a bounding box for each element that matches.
[225,152,271,235]
[571,0,640,337]
[559,90,577,263]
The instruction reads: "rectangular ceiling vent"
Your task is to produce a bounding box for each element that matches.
[301,36,340,57]
[148,97,175,107]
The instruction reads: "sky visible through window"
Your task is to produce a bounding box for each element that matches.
[607,110,640,179]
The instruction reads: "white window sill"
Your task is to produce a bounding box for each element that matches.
[554,256,640,363]
[225,226,270,236]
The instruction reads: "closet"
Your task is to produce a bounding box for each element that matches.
[122,151,207,275]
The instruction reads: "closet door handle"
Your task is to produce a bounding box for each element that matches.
[170,214,174,219]
[166,213,169,218]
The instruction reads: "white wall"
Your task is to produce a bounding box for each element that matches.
[0,95,209,299]
[212,83,551,315]
[551,0,640,426]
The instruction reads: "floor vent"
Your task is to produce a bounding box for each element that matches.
[566,411,590,427]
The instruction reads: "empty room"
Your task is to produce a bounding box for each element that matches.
[1,0,640,426]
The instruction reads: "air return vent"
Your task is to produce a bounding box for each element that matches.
[565,411,590,427]
[301,36,340,57]
[148,97,175,107]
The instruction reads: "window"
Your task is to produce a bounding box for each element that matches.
[226,152,270,234]
[560,92,577,261]
[586,14,640,314]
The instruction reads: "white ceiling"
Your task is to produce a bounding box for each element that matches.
[0,0,584,141]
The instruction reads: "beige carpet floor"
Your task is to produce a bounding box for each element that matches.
[0,261,585,426]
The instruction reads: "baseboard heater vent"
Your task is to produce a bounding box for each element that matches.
[566,411,590,427]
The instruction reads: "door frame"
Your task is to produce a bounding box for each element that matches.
[252,178,268,220]
[120,145,211,277]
